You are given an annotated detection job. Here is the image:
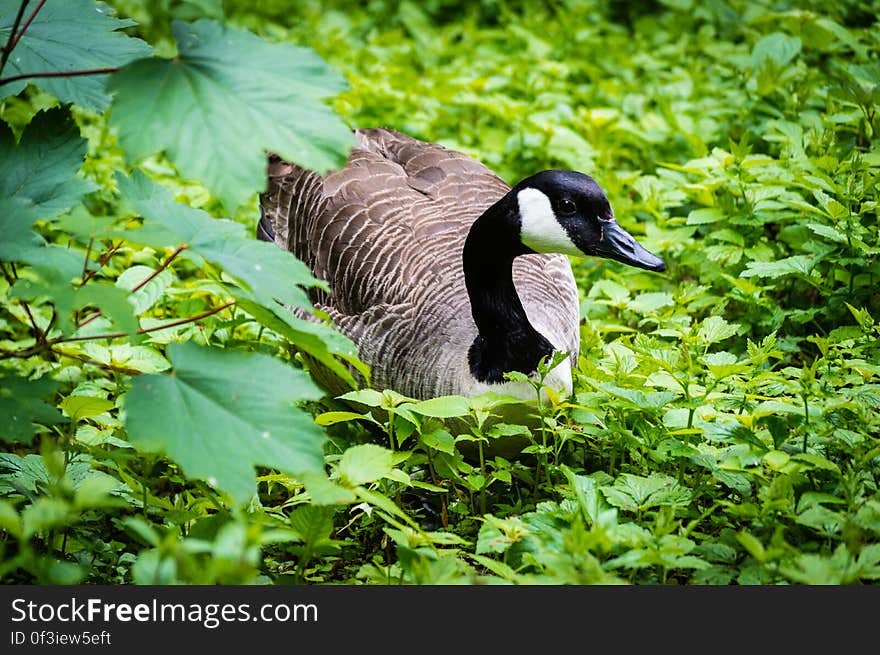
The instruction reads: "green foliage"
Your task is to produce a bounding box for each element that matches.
[2,0,880,585]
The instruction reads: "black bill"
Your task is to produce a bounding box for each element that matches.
[591,220,666,272]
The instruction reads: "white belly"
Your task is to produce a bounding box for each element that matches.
[460,353,573,401]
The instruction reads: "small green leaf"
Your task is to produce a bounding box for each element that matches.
[696,316,740,344]
[315,411,372,426]
[751,33,801,68]
[402,395,471,419]
[599,384,679,411]
[61,396,114,422]
[737,532,766,562]
[806,222,848,244]
[288,505,335,550]
[420,428,456,455]
[741,255,814,279]
[337,444,394,487]
[467,473,487,490]
[299,471,358,505]
[701,351,750,379]
[601,474,692,511]
[627,292,674,314]
[116,265,172,314]
[763,450,791,471]
[791,453,841,475]
[686,208,725,225]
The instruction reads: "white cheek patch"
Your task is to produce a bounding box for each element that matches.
[517,188,582,256]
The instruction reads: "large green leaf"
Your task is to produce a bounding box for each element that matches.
[0,108,96,219]
[109,19,354,210]
[0,109,95,282]
[117,171,319,312]
[124,342,327,503]
[741,255,816,279]
[0,0,153,111]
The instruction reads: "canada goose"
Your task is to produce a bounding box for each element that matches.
[258,128,665,401]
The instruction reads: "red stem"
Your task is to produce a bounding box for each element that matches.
[7,0,45,53]
[54,301,235,344]
[0,0,30,77]
[131,245,187,292]
[80,241,123,287]
[0,66,119,87]
[76,311,102,330]
[74,245,186,329]
[56,350,142,377]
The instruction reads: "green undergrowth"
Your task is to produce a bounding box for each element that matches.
[1,0,879,585]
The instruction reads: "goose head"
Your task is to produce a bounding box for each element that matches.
[462,169,665,389]
[512,170,666,272]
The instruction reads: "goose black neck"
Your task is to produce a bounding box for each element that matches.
[463,199,555,383]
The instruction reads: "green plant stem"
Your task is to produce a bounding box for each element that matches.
[802,393,810,453]
[386,408,396,451]
[477,434,486,516]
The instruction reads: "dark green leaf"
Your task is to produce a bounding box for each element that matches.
[0,0,153,110]
[109,19,353,210]
[0,108,96,219]
[0,374,64,444]
[124,342,326,503]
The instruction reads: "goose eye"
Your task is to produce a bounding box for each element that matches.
[557,199,577,216]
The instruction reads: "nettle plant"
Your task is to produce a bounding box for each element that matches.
[0,0,369,583]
